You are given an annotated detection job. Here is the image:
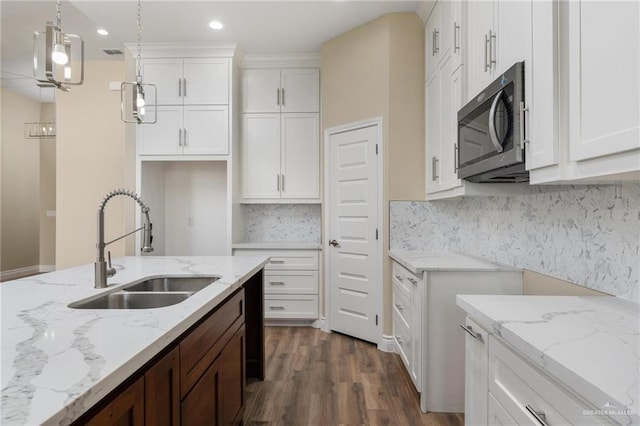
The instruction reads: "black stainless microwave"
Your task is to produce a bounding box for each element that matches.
[457,62,528,183]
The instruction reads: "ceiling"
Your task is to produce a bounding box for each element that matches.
[1,0,421,103]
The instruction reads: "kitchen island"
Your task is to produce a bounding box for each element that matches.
[0,255,269,425]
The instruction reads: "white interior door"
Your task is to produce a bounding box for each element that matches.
[328,124,379,344]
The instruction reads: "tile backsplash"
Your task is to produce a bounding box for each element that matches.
[390,184,640,302]
[242,204,321,243]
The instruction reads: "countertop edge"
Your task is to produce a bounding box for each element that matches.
[388,250,522,274]
[232,242,322,250]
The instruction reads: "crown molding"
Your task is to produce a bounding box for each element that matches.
[124,42,240,58]
[416,1,437,25]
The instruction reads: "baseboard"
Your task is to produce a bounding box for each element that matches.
[265,319,317,327]
[0,265,41,282]
[40,265,55,273]
[312,317,328,331]
[378,334,397,353]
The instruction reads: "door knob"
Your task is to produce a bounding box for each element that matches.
[329,239,340,247]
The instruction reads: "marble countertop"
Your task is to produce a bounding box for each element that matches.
[457,295,639,425]
[389,250,521,275]
[232,241,322,250]
[0,255,269,426]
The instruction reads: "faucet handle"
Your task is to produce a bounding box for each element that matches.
[106,251,116,278]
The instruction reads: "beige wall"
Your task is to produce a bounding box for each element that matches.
[322,13,425,335]
[1,88,42,271]
[56,61,127,268]
[39,103,56,266]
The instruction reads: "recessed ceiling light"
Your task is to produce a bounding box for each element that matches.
[209,21,223,30]
[97,28,109,36]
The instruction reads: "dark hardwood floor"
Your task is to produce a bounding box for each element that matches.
[244,327,464,425]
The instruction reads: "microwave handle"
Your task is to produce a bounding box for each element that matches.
[488,90,505,153]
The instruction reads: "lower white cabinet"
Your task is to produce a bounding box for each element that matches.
[390,256,522,413]
[464,318,608,425]
[233,249,320,322]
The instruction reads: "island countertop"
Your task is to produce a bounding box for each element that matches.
[0,255,269,426]
[457,295,640,425]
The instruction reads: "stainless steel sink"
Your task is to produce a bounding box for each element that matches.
[69,292,192,309]
[68,275,220,309]
[122,276,219,292]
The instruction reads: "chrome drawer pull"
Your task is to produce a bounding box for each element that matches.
[394,274,404,281]
[269,306,285,310]
[407,277,418,285]
[270,260,285,264]
[394,303,404,311]
[459,324,483,341]
[525,405,548,426]
[269,281,285,286]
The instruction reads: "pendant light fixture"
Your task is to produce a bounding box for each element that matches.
[121,0,156,124]
[33,0,84,91]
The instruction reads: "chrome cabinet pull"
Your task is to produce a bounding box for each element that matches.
[488,90,505,153]
[520,101,529,149]
[454,143,459,172]
[432,156,439,181]
[178,128,183,146]
[183,129,187,146]
[183,78,187,97]
[281,88,285,106]
[454,22,460,53]
[269,306,285,310]
[270,260,285,264]
[407,277,417,285]
[269,281,285,286]
[525,405,548,426]
[281,174,285,191]
[277,174,280,191]
[277,88,280,105]
[394,303,404,311]
[489,30,497,69]
[459,324,483,340]
[484,34,490,72]
[432,29,436,56]
[394,274,404,282]
[178,78,182,97]
[434,29,439,54]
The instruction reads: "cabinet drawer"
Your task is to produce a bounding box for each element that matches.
[180,289,244,398]
[234,249,319,271]
[489,336,602,425]
[392,261,414,296]
[392,280,411,329]
[265,295,318,319]
[264,271,318,294]
[393,313,413,374]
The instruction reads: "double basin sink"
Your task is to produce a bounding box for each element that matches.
[69,276,220,309]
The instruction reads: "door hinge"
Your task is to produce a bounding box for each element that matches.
[375,144,378,155]
[375,228,378,240]
[375,314,378,326]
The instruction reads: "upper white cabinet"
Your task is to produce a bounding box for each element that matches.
[138,57,231,156]
[242,113,320,201]
[466,0,532,101]
[141,58,229,105]
[425,1,452,81]
[242,68,320,113]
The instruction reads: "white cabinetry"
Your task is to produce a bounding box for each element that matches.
[232,249,320,322]
[138,57,231,156]
[425,1,452,81]
[242,66,320,203]
[461,318,489,426]
[389,254,521,413]
[242,68,319,113]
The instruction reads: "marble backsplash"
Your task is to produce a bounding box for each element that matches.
[390,184,640,302]
[241,204,321,243]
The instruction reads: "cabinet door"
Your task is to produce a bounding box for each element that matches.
[181,353,221,426]
[137,106,183,155]
[466,0,494,100]
[425,72,441,193]
[242,114,281,199]
[280,69,320,113]
[242,69,281,113]
[281,113,320,199]
[144,347,180,426]
[495,0,532,76]
[87,377,144,426]
[569,1,640,162]
[463,318,490,426]
[219,325,246,425]
[141,59,183,105]
[183,58,230,105]
[488,393,518,426]
[451,0,464,71]
[425,5,440,81]
[440,63,463,192]
[183,105,229,155]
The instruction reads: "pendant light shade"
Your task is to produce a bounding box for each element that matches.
[33,1,84,91]
[121,0,156,124]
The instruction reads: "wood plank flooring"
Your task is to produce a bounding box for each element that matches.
[243,327,464,425]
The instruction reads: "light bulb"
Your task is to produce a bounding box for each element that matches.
[52,43,68,65]
[139,106,146,117]
[136,92,145,108]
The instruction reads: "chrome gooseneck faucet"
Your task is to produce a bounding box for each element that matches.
[95,189,153,288]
